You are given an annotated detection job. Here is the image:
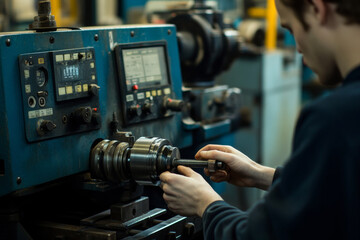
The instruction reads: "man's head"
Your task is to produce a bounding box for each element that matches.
[280,0,360,30]
[275,0,360,86]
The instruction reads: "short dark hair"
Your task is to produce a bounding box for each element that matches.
[280,0,360,30]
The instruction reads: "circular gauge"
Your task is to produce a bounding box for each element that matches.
[36,67,48,87]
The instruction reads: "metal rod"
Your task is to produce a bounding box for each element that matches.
[173,159,225,173]
[173,159,209,168]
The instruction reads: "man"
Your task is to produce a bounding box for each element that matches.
[159,0,360,239]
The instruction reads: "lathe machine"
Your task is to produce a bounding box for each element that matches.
[0,1,245,239]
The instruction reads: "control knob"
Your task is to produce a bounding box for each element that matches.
[129,104,142,118]
[142,101,156,114]
[89,84,100,97]
[162,97,185,112]
[73,107,93,124]
[37,120,56,135]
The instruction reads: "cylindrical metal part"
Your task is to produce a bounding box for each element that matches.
[90,137,225,185]
[173,159,208,168]
[130,137,167,184]
[38,1,52,16]
[29,0,57,31]
[173,159,225,173]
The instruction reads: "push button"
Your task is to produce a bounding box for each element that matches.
[132,84,139,91]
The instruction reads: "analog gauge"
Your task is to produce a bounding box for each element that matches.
[36,68,48,87]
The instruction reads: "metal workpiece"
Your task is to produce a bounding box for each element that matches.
[90,140,130,183]
[90,136,225,185]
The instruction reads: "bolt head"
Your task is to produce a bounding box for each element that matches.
[16,177,22,185]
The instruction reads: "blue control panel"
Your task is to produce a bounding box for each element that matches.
[19,47,101,142]
[0,25,192,197]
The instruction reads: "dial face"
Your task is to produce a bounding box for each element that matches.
[36,68,47,87]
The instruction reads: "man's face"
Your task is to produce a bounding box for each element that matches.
[275,0,342,86]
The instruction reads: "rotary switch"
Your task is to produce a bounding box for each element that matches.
[142,101,155,115]
[89,84,100,97]
[73,107,93,124]
[162,97,185,112]
[129,104,142,118]
[37,120,56,136]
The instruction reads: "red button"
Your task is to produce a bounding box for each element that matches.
[132,85,139,90]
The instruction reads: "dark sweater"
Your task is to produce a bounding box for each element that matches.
[202,66,360,240]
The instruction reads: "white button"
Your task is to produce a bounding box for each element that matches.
[25,84,31,93]
[45,108,53,116]
[28,111,36,119]
[66,86,73,94]
[58,87,66,96]
[75,85,82,93]
[64,54,71,61]
[164,88,171,95]
[24,70,30,79]
[137,92,145,100]
[126,94,134,102]
[56,55,64,62]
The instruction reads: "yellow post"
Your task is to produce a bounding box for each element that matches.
[69,0,79,25]
[265,0,278,50]
[50,0,79,27]
[50,0,62,26]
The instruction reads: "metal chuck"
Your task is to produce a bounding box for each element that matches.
[90,137,225,185]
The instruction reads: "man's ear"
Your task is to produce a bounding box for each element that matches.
[308,0,328,25]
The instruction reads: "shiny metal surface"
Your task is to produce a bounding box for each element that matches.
[90,137,225,185]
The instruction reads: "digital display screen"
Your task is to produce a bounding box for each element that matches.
[122,46,169,90]
[61,65,81,81]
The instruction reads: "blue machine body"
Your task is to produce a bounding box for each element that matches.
[0,25,192,197]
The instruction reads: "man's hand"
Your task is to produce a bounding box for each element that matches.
[159,166,223,217]
[195,145,275,190]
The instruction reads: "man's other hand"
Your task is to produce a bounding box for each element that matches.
[159,166,223,217]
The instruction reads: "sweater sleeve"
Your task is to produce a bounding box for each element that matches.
[272,167,283,184]
[202,103,345,240]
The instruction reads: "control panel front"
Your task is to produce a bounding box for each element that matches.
[115,41,184,127]
[19,48,101,142]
